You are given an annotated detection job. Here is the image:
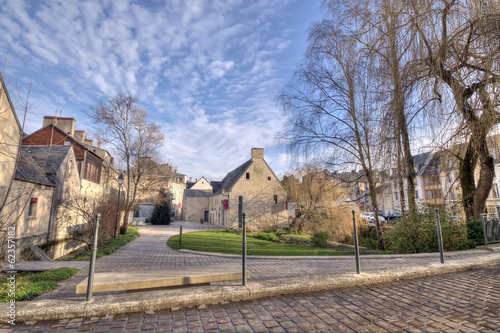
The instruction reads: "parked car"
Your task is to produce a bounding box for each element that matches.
[359,212,386,226]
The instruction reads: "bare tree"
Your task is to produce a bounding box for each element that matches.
[89,93,165,234]
[278,21,387,249]
[410,0,500,219]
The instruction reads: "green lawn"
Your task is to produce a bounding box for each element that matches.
[167,230,385,256]
[0,268,78,302]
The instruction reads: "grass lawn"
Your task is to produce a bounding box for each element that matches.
[167,230,386,256]
[59,225,139,261]
[0,267,78,302]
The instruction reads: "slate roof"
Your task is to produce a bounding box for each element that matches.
[183,189,212,198]
[14,146,72,186]
[213,159,253,195]
[210,181,223,194]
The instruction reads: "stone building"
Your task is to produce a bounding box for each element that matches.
[209,148,288,229]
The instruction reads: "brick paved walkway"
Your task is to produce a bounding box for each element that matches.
[10,222,496,302]
[4,267,498,332]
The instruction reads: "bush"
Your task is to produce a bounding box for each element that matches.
[254,232,277,241]
[150,189,172,225]
[279,234,312,245]
[362,238,378,250]
[467,218,484,247]
[312,231,331,248]
[384,209,470,253]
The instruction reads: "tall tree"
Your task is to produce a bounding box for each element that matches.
[278,21,387,249]
[89,93,165,233]
[410,0,500,219]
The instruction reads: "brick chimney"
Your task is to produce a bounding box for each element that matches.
[251,148,264,161]
[43,116,76,136]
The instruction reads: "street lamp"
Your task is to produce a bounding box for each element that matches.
[114,173,124,239]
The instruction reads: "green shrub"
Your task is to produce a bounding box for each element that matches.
[384,209,470,253]
[279,234,312,245]
[467,218,484,247]
[312,231,331,248]
[253,232,277,241]
[362,238,378,250]
[151,189,172,225]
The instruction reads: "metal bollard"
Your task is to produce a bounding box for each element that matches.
[179,225,183,250]
[86,213,101,302]
[242,212,247,286]
[434,208,444,263]
[352,210,360,274]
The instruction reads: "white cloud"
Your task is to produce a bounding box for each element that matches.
[0,0,323,179]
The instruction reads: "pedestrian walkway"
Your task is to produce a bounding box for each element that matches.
[2,222,499,323]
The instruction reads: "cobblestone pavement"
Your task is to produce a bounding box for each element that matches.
[4,266,498,332]
[13,223,497,302]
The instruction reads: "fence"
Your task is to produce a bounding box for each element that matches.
[481,211,500,246]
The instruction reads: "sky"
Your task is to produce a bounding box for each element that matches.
[0,0,323,181]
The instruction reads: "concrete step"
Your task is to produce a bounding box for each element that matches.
[76,263,249,294]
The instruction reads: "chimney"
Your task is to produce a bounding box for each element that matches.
[251,148,264,161]
[97,139,102,149]
[43,116,76,136]
[84,138,94,146]
[74,130,86,141]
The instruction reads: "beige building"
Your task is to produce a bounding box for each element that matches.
[12,145,83,259]
[182,177,213,222]
[209,148,287,229]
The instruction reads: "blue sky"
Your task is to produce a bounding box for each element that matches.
[0,0,322,181]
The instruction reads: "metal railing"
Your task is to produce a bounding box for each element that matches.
[480,207,500,246]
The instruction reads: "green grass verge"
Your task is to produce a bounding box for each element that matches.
[0,267,78,302]
[66,225,140,261]
[167,230,386,256]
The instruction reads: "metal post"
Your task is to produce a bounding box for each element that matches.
[114,185,122,239]
[86,213,100,302]
[179,225,183,250]
[434,208,444,263]
[352,210,360,274]
[481,215,488,247]
[242,212,247,286]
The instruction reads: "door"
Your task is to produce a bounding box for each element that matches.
[204,210,209,223]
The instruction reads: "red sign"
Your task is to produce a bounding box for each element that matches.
[223,199,228,210]
[30,198,38,203]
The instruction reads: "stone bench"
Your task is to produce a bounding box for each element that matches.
[76,263,249,294]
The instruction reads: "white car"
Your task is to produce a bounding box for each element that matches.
[359,212,386,226]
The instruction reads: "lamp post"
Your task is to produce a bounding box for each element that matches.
[114,173,124,239]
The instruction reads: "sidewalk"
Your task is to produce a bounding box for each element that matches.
[3,223,499,323]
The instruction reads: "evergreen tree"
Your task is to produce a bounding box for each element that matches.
[150,189,172,225]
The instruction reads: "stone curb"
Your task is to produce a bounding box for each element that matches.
[177,248,493,259]
[5,254,499,323]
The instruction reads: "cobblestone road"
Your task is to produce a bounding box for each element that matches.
[16,223,495,303]
[5,266,498,332]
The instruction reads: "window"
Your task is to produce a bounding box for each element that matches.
[273,195,278,204]
[246,172,250,179]
[84,161,101,183]
[394,192,398,200]
[268,176,271,181]
[415,190,419,199]
[65,140,71,145]
[28,201,37,217]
